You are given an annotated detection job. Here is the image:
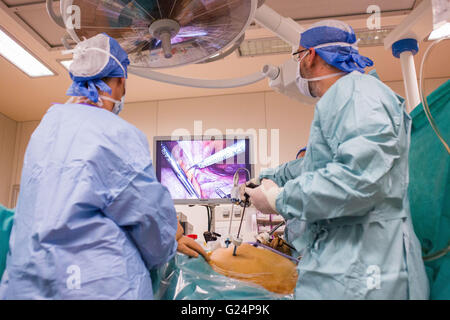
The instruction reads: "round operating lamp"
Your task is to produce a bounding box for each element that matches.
[60,0,255,68]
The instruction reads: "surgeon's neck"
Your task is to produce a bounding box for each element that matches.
[97,91,115,112]
[317,74,346,97]
[73,96,114,112]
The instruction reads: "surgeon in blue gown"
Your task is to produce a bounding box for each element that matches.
[0,33,207,300]
[243,20,429,299]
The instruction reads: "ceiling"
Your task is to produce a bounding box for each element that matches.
[265,0,417,21]
[0,0,449,122]
[1,0,420,51]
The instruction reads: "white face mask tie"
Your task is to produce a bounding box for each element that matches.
[99,95,125,115]
[295,51,347,98]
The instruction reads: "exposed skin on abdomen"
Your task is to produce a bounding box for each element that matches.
[208,244,298,294]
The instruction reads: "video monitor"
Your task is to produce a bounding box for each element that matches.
[154,136,253,204]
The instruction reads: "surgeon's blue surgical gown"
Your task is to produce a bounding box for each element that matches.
[0,103,178,299]
[271,72,429,299]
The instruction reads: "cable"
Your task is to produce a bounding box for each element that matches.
[423,242,450,262]
[419,36,450,154]
[418,37,449,263]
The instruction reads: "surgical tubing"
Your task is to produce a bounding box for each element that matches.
[419,36,450,154]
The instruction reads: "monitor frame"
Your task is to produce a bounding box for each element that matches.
[153,135,255,205]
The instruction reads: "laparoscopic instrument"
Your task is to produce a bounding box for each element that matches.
[161,142,200,198]
[228,167,258,256]
[269,221,286,236]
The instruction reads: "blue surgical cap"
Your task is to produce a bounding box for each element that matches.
[66,33,130,103]
[300,20,373,73]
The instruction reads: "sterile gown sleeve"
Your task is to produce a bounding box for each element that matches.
[259,158,304,187]
[103,163,178,270]
[276,75,404,222]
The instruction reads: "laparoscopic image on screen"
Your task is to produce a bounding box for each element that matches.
[156,139,251,202]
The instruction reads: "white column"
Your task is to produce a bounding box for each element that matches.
[399,51,421,113]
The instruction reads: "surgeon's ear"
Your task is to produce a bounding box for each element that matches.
[119,77,126,96]
[306,48,317,66]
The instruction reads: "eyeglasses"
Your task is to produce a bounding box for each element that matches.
[292,49,309,60]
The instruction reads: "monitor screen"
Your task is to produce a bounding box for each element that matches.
[154,136,253,204]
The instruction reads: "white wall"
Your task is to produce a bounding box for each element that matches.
[9,121,40,194]
[0,113,17,207]
[122,90,318,173]
[9,77,449,185]
[3,76,448,227]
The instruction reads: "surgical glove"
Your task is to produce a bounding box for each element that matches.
[248,177,261,186]
[270,235,292,256]
[245,179,282,215]
[255,232,271,245]
[238,177,262,206]
[177,236,210,262]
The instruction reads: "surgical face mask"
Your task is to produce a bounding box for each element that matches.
[99,95,125,115]
[296,51,346,98]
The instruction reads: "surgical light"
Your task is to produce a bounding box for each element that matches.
[0,29,54,77]
[56,0,256,69]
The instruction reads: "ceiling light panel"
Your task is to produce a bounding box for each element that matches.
[0,29,54,77]
[238,38,293,57]
[238,27,396,58]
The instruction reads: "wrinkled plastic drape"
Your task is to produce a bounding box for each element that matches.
[151,253,293,300]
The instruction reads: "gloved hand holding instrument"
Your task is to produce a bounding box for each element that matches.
[231,181,259,256]
[237,177,261,207]
[241,179,282,215]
